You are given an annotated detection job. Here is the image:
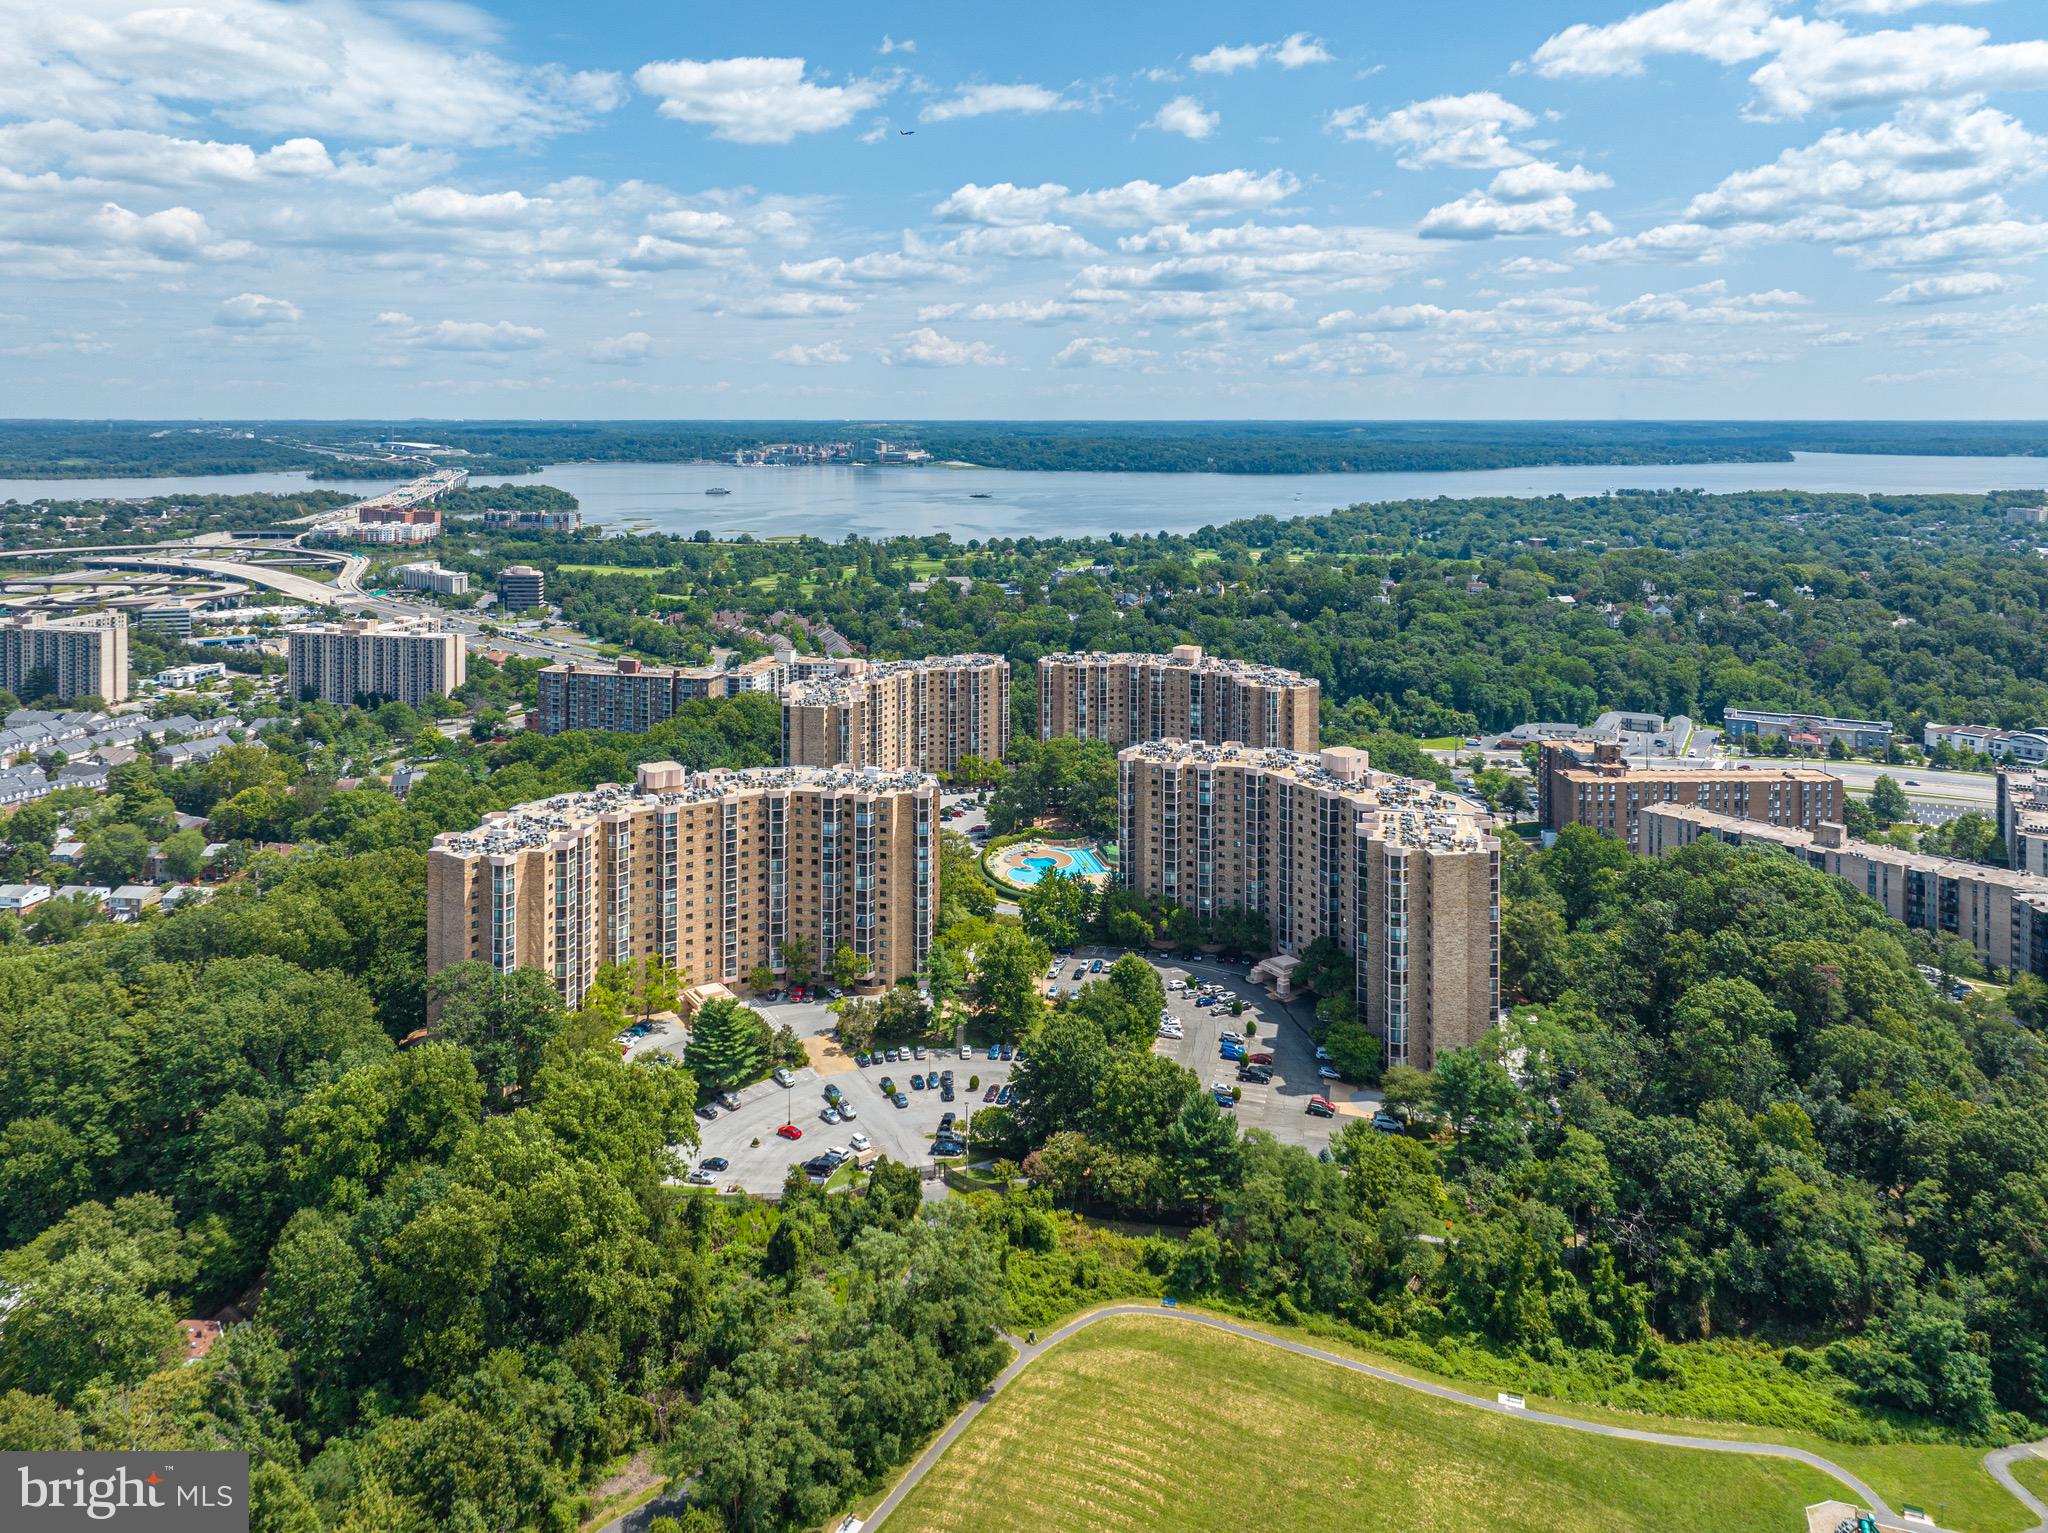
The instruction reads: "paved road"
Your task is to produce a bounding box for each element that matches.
[862,1305,1967,1532]
[1986,1443,2048,1533]
[1823,761,1997,809]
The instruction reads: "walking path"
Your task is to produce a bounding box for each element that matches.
[862,1303,2047,1533]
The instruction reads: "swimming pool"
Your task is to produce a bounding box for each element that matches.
[1001,844,1110,886]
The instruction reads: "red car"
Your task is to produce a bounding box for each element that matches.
[1247,1052,1274,1066]
[983,1085,999,1103]
[775,1123,803,1140]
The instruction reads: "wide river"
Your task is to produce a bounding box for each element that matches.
[5,451,2047,541]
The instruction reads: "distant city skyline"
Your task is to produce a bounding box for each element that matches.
[4,1,2048,418]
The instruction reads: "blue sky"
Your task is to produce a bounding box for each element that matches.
[4,0,2048,418]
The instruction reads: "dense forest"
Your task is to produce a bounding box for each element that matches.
[509,485,2048,742]
[8,418,2048,478]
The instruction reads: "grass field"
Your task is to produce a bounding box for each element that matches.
[2013,1453,2048,1501]
[885,1316,1843,1533]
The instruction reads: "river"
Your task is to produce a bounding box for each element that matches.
[4,452,2046,541]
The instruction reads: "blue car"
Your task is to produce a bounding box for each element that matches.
[988,1043,1001,1060]
[1212,1089,1237,1108]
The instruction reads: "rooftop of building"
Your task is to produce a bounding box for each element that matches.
[1038,645,1317,689]
[784,652,1006,706]
[1724,705,1895,729]
[1646,801,2048,896]
[432,759,936,859]
[1121,738,1493,853]
[287,616,456,638]
[541,656,721,680]
[1544,740,1837,783]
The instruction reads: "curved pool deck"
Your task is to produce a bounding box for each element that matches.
[991,839,1113,887]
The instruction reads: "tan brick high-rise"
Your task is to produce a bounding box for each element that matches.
[1119,741,1499,1068]
[1039,646,1318,751]
[782,654,1009,773]
[1536,740,1843,851]
[427,761,936,1008]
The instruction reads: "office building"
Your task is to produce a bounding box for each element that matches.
[1641,804,2048,981]
[399,562,470,597]
[357,520,439,545]
[1118,741,1498,1069]
[1536,740,1843,852]
[1722,707,1894,753]
[497,565,546,611]
[783,654,1009,773]
[0,610,129,703]
[481,508,581,533]
[135,603,197,638]
[427,760,936,1009]
[1040,646,1320,752]
[286,618,465,706]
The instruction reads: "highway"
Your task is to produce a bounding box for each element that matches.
[1822,761,1997,809]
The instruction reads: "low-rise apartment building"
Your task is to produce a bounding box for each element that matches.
[1925,723,2048,764]
[0,610,129,703]
[286,618,465,706]
[783,654,1009,773]
[1722,707,1894,752]
[1640,803,2048,980]
[426,760,936,1008]
[1118,741,1498,1069]
[399,562,470,596]
[1537,740,1843,851]
[1039,646,1320,752]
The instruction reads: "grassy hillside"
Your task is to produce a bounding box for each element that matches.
[887,1316,1841,1533]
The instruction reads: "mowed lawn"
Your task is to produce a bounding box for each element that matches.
[886,1317,1841,1533]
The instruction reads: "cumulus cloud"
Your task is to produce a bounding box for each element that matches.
[590,330,653,362]
[214,291,299,327]
[1529,0,1786,79]
[773,340,850,365]
[1151,96,1219,141]
[1880,271,2009,304]
[1499,255,1573,275]
[391,186,542,224]
[1421,163,1613,240]
[882,327,1005,366]
[921,83,1076,123]
[1748,22,2048,119]
[937,170,1299,227]
[633,56,887,143]
[1336,92,1536,170]
[941,223,1099,260]
[90,202,250,260]
[1190,33,1332,74]
[723,292,863,317]
[377,310,545,350]
[1053,336,1156,367]
[879,34,916,54]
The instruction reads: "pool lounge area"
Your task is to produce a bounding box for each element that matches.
[989,839,1115,887]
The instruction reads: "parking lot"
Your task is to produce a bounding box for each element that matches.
[678,1042,1019,1195]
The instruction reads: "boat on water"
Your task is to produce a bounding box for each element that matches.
[969,492,992,498]
[705,487,731,496]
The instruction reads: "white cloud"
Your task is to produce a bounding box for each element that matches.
[391,186,542,224]
[879,34,916,54]
[1499,255,1573,275]
[1529,0,1786,79]
[0,121,361,186]
[89,202,250,260]
[938,170,1298,227]
[1821,0,1988,10]
[1880,271,2009,304]
[1421,163,1613,240]
[1748,22,2048,119]
[921,84,1076,123]
[942,223,1099,260]
[633,56,887,143]
[1191,34,1332,74]
[724,292,863,318]
[925,298,1091,324]
[779,245,961,286]
[773,340,850,365]
[377,311,545,350]
[1338,92,1536,170]
[882,327,1005,367]
[1269,337,1407,374]
[645,209,749,242]
[214,291,299,327]
[590,330,653,363]
[1151,96,1219,141]
[1053,336,1156,367]
[0,0,621,147]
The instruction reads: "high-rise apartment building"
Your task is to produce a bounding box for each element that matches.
[783,654,1009,773]
[1536,740,1843,851]
[1118,741,1499,1068]
[1038,646,1319,752]
[0,610,129,703]
[534,655,799,736]
[427,760,936,1008]
[286,618,465,706]
[1641,803,2048,981]
[1998,768,2048,876]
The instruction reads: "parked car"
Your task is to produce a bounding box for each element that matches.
[1305,1098,1335,1118]
[908,1073,924,1090]
[893,1092,909,1109]
[879,1076,895,1095]
[933,1138,964,1157]
[701,1156,730,1172]
[1372,1113,1405,1134]
[939,1112,956,1132]
[776,1124,803,1140]
[1237,1065,1272,1084]
[1247,1053,1273,1067]
[685,1168,715,1185]
[1000,1043,1016,1061]
[856,1052,872,1068]
[1090,959,1104,972]
[848,1133,871,1152]
[821,1107,841,1124]
[960,1043,973,1059]
[996,1085,1014,1106]
[988,1043,1002,1059]
[717,1091,741,1111]
[1212,1089,1237,1108]
[824,1083,844,1103]
[1317,1064,1344,1081]
[694,1104,719,1121]
[772,1068,795,1088]
[984,1085,999,1103]
[912,1045,926,1060]
[940,1086,954,1102]
[1219,1030,1244,1044]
